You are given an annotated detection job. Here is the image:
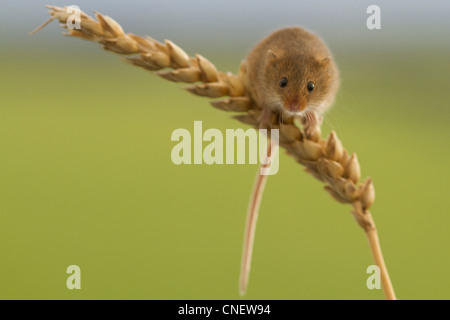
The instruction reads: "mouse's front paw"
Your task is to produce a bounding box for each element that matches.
[302,112,322,137]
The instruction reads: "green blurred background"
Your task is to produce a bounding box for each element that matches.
[1,0,450,299]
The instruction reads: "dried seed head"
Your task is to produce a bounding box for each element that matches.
[165,40,190,68]
[79,18,104,37]
[210,100,230,112]
[346,153,361,183]
[128,34,156,52]
[289,141,308,160]
[95,13,125,37]
[317,159,330,181]
[225,73,245,97]
[332,177,350,201]
[144,52,171,68]
[324,186,349,204]
[46,5,72,23]
[343,180,359,200]
[66,29,95,41]
[157,67,201,83]
[233,114,258,127]
[42,5,378,228]
[361,177,375,211]
[302,139,324,161]
[210,97,251,112]
[185,83,229,98]
[100,36,139,54]
[305,166,325,182]
[326,131,344,162]
[227,97,251,111]
[196,54,219,82]
[279,124,302,143]
[339,149,349,168]
[325,160,344,178]
[125,56,160,71]
[144,36,168,54]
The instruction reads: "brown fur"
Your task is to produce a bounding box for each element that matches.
[246,27,339,128]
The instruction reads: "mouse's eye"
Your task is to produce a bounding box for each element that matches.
[279,77,288,88]
[307,81,315,92]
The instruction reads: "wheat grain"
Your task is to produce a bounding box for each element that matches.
[37,5,396,300]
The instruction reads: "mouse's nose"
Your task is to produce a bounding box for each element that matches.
[288,101,307,112]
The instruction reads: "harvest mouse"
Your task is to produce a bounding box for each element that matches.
[246,27,339,132]
[240,27,339,295]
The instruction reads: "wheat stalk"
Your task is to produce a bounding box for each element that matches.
[36,5,396,300]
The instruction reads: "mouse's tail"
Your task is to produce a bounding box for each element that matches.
[239,141,277,295]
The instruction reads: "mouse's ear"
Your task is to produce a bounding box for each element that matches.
[320,56,331,65]
[266,49,279,62]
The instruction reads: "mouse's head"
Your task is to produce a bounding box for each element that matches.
[264,49,338,116]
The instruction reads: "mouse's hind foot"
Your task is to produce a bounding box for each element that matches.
[257,107,277,130]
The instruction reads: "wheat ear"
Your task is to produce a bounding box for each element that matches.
[38,5,396,300]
